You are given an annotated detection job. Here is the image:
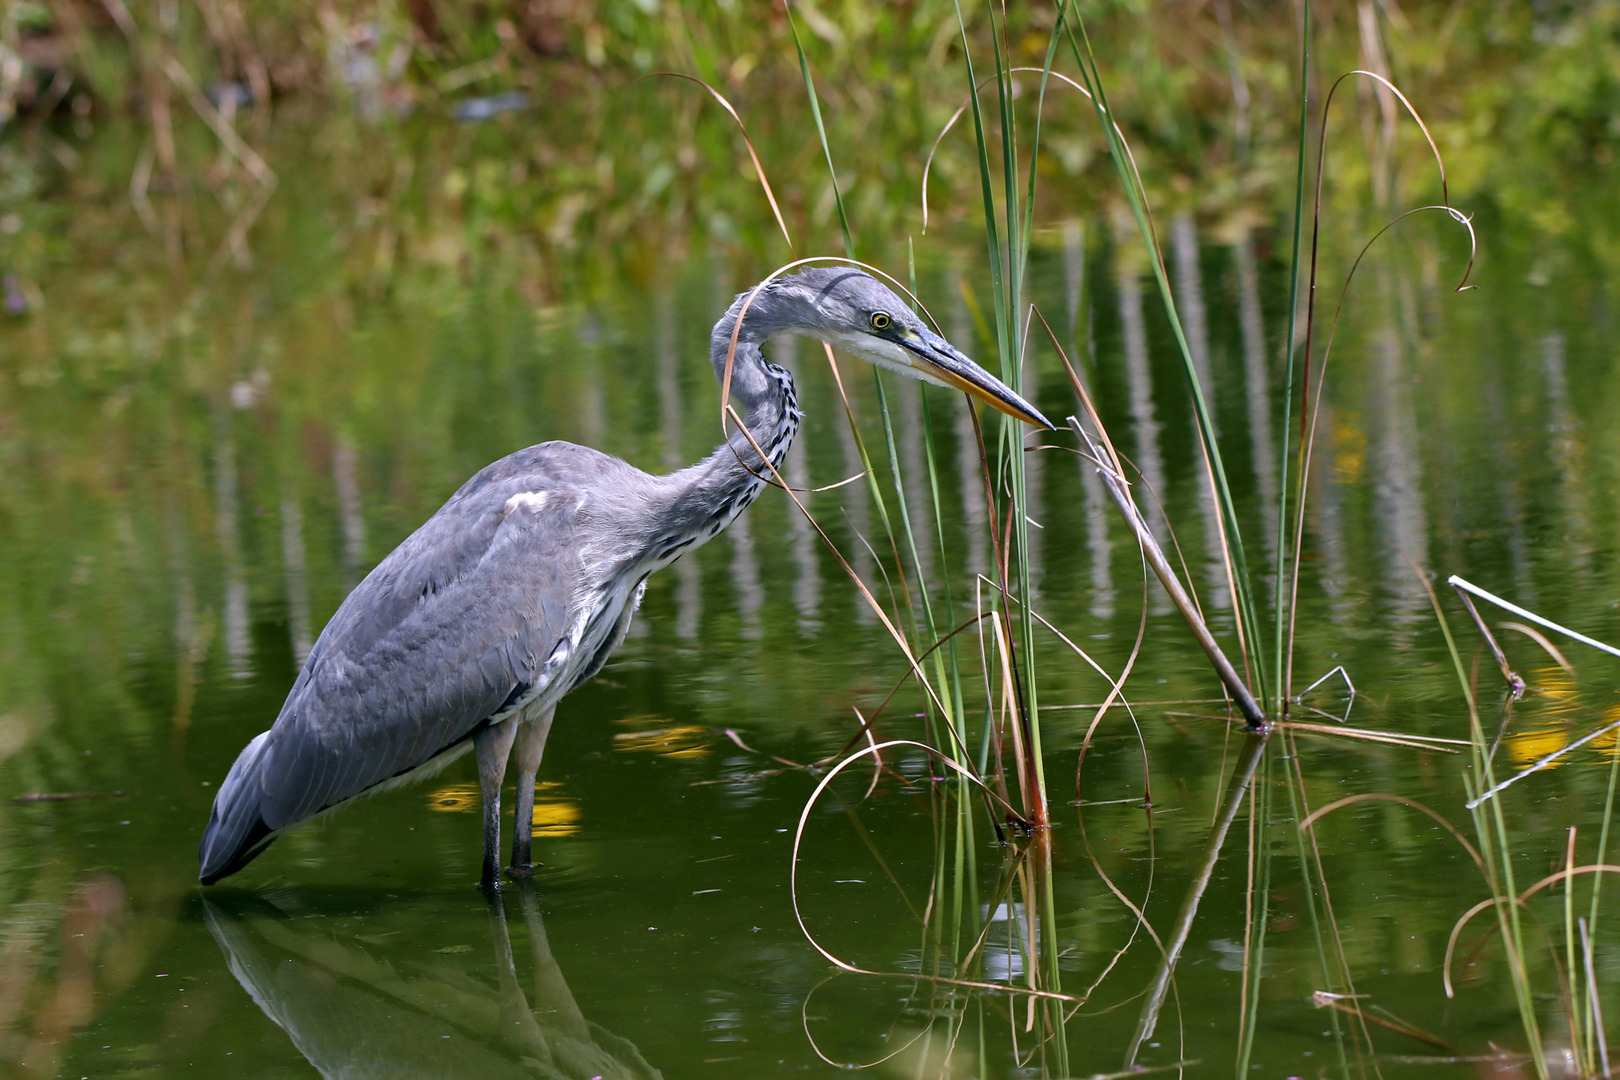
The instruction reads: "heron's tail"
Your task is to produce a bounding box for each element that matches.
[198,732,277,885]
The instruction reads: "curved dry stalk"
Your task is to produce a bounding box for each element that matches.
[1283,203,1478,697]
[790,740,1074,1001]
[1074,550,1152,800]
[799,973,932,1070]
[849,706,885,801]
[809,470,869,494]
[1443,865,1620,998]
[1027,608,1138,722]
[1272,721,1463,753]
[1283,63,1478,702]
[809,613,997,799]
[642,72,794,254]
[1299,793,1485,873]
[725,402,955,730]
[1071,663,1171,997]
[920,68,1152,248]
[1497,622,1576,678]
[1040,307,1260,726]
[837,612,994,751]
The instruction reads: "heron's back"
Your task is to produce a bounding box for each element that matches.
[199,441,665,883]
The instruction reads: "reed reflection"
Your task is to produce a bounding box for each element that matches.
[332,436,367,592]
[1306,395,1353,626]
[1369,293,1429,623]
[1481,339,1535,600]
[1541,332,1591,574]
[949,265,989,586]
[834,369,877,625]
[1065,222,1113,622]
[280,495,312,667]
[1233,235,1278,564]
[212,399,251,676]
[895,376,936,588]
[1171,214,1228,612]
[1021,344,1046,603]
[205,886,661,1080]
[1115,242,1170,615]
[729,508,764,641]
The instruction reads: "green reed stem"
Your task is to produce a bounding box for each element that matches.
[1274,0,1309,712]
[1430,586,1547,1076]
[786,6,853,258]
[923,389,971,753]
[789,6,932,711]
[950,0,1052,821]
[914,242,971,760]
[1584,725,1620,1067]
[1038,839,1070,1074]
[1282,735,1352,1077]
[875,373,957,752]
[1236,750,1272,1075]
[1060,3,1269,711]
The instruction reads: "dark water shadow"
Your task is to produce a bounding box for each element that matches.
[204,884,661,1079]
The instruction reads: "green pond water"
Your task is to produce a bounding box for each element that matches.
[2,112,1620,1079]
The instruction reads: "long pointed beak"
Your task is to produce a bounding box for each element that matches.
[904,329,1056,431]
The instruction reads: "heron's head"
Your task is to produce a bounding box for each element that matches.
[726,267,1055,431]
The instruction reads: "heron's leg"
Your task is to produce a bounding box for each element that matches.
[509,706,556,876]
[475,720,519,891]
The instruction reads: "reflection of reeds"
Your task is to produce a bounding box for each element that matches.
[0,872,127,1079]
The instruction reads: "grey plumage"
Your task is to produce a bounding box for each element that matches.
[198,267,1051,887]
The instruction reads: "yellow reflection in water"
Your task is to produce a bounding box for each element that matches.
[1504,702,1620,768]
[426,782,581,835]
[428,784,481,812]
[1507,724,1570,766]
[1332,414,1366,483]
[528,799,581,836]
[1530,665,1581,718]
[1595,703,1620,753]
[1502,667,1590,766]
[611,715,710,759]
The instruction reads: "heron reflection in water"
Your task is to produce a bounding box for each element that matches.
[198,267,1053,888]
[205,884,659,1079]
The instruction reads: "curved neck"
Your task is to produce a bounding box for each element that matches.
[644,333,800,567]
[696,332,800,499]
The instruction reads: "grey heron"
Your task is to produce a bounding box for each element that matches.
[198,266,1053,889]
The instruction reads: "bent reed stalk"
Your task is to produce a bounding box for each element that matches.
[677,1,1574,1072]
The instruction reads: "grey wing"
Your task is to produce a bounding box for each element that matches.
[255,449,585,830]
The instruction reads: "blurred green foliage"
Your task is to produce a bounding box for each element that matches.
[0,1,1608,256]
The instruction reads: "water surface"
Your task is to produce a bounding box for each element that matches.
[2,111,1619,1078]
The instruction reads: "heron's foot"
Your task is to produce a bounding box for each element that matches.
[506,862,536,880]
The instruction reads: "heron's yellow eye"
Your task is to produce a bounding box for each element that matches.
[870,311,892,331]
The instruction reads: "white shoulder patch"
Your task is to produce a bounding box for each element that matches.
[503,490,550,514]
